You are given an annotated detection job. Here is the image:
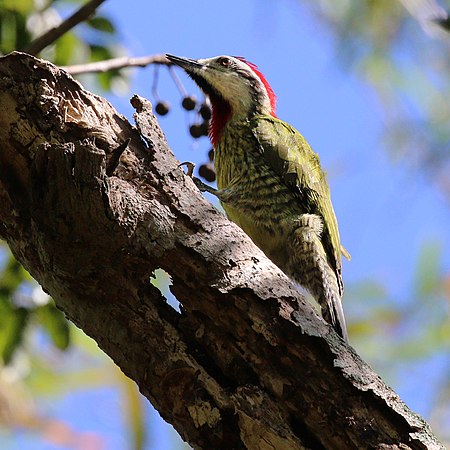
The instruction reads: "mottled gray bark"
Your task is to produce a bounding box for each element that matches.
[0,52,443,450]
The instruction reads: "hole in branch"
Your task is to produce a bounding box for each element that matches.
[150,268,182,312]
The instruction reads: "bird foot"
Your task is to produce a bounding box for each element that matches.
[179,161,196,177]
[179,162,217,195]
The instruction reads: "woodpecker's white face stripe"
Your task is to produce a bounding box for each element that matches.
[194,56,273,118]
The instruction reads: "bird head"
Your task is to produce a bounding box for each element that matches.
[166,54,277,145]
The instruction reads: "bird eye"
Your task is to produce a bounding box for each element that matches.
[218,57,232,67]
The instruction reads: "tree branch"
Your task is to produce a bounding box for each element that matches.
[0,52,444,450]
[61,54,170,74]
[23,0,108,55]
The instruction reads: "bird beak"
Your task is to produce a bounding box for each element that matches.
[166,54,204,71]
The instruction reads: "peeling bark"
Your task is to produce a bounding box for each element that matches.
[0,52,444,450]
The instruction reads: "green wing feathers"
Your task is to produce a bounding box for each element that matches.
[251,115,348,281]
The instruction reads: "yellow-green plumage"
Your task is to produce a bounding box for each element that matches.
[214,115,349,340]
[166,53,349,341]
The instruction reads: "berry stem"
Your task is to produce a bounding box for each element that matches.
[168,66,188,97]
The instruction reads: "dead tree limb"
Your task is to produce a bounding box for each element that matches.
[61,53,170,75]
[0,52,443,450]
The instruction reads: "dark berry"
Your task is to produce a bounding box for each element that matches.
[189,124,203,138]
[199,163,216,182]
[155,101,170,116]
[200,122,209,136]
[199,102,212,120]
[208,148,214,161]
[182,95,197,111]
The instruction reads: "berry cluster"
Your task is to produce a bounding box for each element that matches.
[155,95,211,139]
[152,63,216,182]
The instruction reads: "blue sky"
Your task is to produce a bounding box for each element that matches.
[104,0,450,290]
[11,0,450,448]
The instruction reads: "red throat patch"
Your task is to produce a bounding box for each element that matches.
[209,96,232,147]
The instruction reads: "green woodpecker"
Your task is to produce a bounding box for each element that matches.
[167,54,350,341]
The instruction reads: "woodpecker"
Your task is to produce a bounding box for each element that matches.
[167,54,350,341]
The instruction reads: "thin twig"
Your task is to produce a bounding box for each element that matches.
[168,65,188,96]
[152,64,160,100]
[61,54,170,75]
[23,0,108,55]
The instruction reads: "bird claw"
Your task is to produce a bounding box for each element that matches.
[179,161,215,194]
[179,161,196,177]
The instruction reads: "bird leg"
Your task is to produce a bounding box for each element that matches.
[179,161,218,195]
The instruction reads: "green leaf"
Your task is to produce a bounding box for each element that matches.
[36,302,70,350]
[87,16,115,33]
[89,44,119,90]
[0,253,31,296]
[0,7,31,53]
[0,11,17,54]
[414,242,441,298]
[2,0,34,15]
[0,297,29,364]
[53,31,79,66]
[97,70,117,91]
[89,43,114,61]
